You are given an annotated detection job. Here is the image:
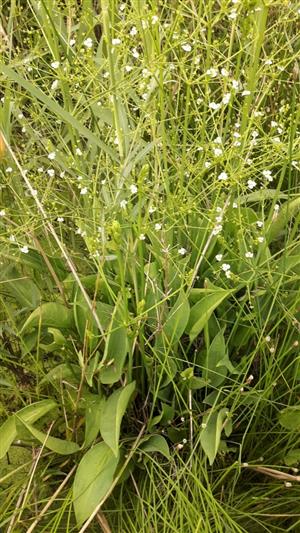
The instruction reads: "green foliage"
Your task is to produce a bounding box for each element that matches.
[99,382,136,457]
[73,442,119,526]
[0,0,300,530]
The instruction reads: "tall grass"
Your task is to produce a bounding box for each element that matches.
[0,0,300,531]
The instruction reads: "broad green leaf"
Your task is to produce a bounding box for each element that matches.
[99,298,128,384]
[40,363,80,386]
[73,442,119,526]
[0,418,17,461]
[239,189,288,204]
[200,408,229,465]
[39,327,68,352]
[278,406,300,430]
[99,381,136,456]
[162,291,190,345]
[21,302,74,333]
[139,435,170,459]
[284,449,300,466]
[2,66,118,161]
[268,197,300,242]
[73,290,113,346]
[0,399,57,459]
[276,255,300,275]
[16,417,80,455]
[84,396,104,448]
[204,329,236,387]
[186,290,232,342]
[1,266,40,308]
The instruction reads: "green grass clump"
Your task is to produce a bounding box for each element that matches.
[0,0,300,531]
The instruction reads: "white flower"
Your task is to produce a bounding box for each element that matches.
[214,136,222,144]
[221,67,229,77]
[51,79,59,90]
[231,79,239,90]
[213,148,223,156]
[228,10,237,19]
[212,224,222,235]
[125,65,133,72]
[0,209,5,216]
[225,270,231,279]
[130,26,138,36]
[256,221,264,227]
[262,169,273,182]
[218,171,228,181]
[257,236,264,243]
[139,233,146,240]
[38,167,44,172]
[204,161,211,168]
[20,245,29,254]
[51,61,60,69]
[80,187,88,195]
[31,189,38,197]
[120,199,127,209]
[274,204,280,212]
[242,90,251,96]
[69,38,76,46]
[83,37,93,48]
[152,15,159,24]
[57,217,64,222]
[130,184,138,194]
[112,38,121,45]
[154,223,162,231]
[264,59,272,65]
[247,179,256,189]
[222,93,231,105]
[215,215,222,223]
[48,151,56,160]
[222,263,231,272]
[75,147,82,156]
[251,130,259,138]
[141,19,148,29]
[149,206,156,213]
[9,235,16,242]
[233,132,240,138]
[215,254,223,261]
[245,251,254,258]
[132,48,139,58]
[6,167,12,173]
[232,202,238,208]
[271,121,278,127]
[209,102,221,110]
[206,68,218,77]
[265,335,271,342]
[178,247,187,255]
[47,169,55,177]
[182,43,192,52]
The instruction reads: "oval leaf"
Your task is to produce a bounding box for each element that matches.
[0,399,57,459]
[99,297,128,384]
[187,290,232,342]
[99,381,136,456]
[140,435,170,460]
[73,442,119,526]
[200,408,229,465]
[278,406,300,431]
[16,417,80,455]
[21,302,74,333]
[162,291,190,345]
